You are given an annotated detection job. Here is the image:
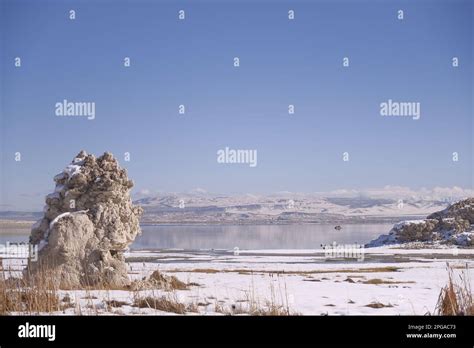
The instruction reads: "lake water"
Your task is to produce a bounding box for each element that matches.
[132,224,392,250]
[0,223,393,251]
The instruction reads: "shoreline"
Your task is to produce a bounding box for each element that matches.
[0,218,422,229]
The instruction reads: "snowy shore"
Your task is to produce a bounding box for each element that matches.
[2,245,473,315]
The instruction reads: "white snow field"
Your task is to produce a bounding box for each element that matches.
[1,245,473,315]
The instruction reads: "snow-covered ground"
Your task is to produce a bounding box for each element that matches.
[1,245,473,315]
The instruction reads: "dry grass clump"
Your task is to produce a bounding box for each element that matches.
[214,298,294,316]
[436,263,473,316]
[214,276,297,316]
[362,278,415,285]
[170,266,399,275]
[0,266,61,315]
[248,300,292,316]
[105,299,130,308]
[246,276,297,316]
[214,300,291,316]
[133,294,186,314]
[365,301,394,309]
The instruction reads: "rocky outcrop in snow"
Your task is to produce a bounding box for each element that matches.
[25,151,143,288]
[366,198,474,247]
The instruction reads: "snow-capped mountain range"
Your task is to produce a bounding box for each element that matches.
[3,187,472,225]
[133,187,473,224]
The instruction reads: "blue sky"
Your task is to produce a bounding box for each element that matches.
[0,0,473,210]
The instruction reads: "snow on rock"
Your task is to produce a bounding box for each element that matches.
[364,232,397,248]
[63,164,82,178]
[48,211,73,229]
[427,198,474,220]
[451,232,474,246]
[366,198,474,248]
[26,150,143,289]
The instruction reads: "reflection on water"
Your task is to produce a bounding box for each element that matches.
[132,224,392,250]
[0,224,393,251]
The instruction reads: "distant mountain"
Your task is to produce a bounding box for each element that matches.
[3,190,469,225]
[134,192,454,224]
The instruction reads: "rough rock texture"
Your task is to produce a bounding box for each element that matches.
[131,270,189,291]
[395,219,440,242]
[366,198,474,247]
[427,198,474,225]
[25,151,143,288]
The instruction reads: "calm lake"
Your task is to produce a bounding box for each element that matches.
[0,223,393,250]
[132,223,392,250]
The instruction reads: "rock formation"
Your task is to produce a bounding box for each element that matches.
[25,151,143,288]
[366,198,474,247]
